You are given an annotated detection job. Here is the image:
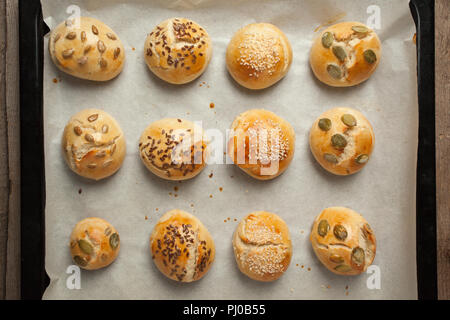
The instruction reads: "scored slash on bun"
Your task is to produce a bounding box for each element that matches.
[49,17,125,81]
[144,18,212,84]
[150,210,215,282]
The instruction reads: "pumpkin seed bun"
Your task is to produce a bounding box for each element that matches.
[310,207,376,276]
[232,211,292,282]
[62,109,126,181]
[309,107,374,175]
[49,17,125,81]
[139,118,208,181]
[150,210,215,282]
[227,109,295,180]
[70,217,120,270]
[226,23,292,90]
[144,18,212,84]
[310,22,381,87]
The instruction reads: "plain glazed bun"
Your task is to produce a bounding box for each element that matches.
[227,109,295,180]
[62,109,126,180]
[310,22,381,87]
[139,118,208,180]
[144,18,212,84]
[309,107,374,175]
[150,210,215,282]
[70,217,120,270]
[49,17,125,81]
[232,211,292,281]
[226,23,292,89]
[310,207,376,276]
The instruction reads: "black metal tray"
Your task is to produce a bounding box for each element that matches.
[18,0,436,300]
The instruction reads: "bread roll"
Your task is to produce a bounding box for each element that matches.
[70,217,120,270]
[227,109,295,180]
[309,107,374,175]
[310,22,381,87]
[49,17,125,81]
[144,18,212,84]
[233,211,292,281]
[62,109,126,180]
[139,118,208,180]
[226,23,292,90]
[150,210,215,282]
[310,207,376,275]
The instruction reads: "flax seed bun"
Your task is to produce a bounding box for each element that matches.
[310,207,376,276]
[227,109,295,180]
[309,107,374,175]
[49,17,125,81]
[70,217,120,270]
[62,109,126,180]
[226,23,292,90]
[150,210,215,282]
[139,118,208,180]
[144,18,212,84]
[310,22,381,87]
[232,211,292,282]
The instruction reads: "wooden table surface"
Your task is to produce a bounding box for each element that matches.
[0,0,448,300]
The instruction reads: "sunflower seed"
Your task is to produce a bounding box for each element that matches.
[110,144,116,156]
[81,31,87,42]
[54,33,61,43]
[329,254,344,263]
[73,255,87,267]
[106,32,117,40]
[351,247,365,266]
[104,227,112,236]
[78,239,94,254]
[66,32,76,40]
[102,124,109,133]
[327,64,342,79]
[87,163,97,169]
[318,219,330,237]
[323,153,338,164]
[334,264,352,272]
[109,233,120,250]
[364,223,373,234]
[85,133,95,143]
[355,154,369,164]
[74,126,82,136]
[97,40,106,53]
[341,114,357,127]
[84,45,92,54]
[88,114,98,122]
[103,160,113,168]
[96,151,106,158]
[321,31,334,48]
[351,25,369,34]
[332,45,347,62]
[65,19,74,27]
[333,224,348,241]
[99,58,108,69]
[92,25,99,35]
[114,47,121,60]
[62,48,75,59]
[77,56,88,65]
[363,49,377,64]
[318,118,332,131]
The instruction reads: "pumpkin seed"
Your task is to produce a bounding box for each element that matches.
[62,48,74,59]
[332,45,347,62]
[333,224,348,240]
[334,264,352,272]
[81,31,87,42]
[355,154,369,164]
[104,227,112,236]
[351,247,365,266]
[109,233,120,250]
[99,58,108,69]
[363,49,377,64]
[318,219,330,237]
[88,114,98,122]
[114,47,121,60]
[78,239,94,254]
[77,56,88,65]
[351,25,369,34]
[331,134,347,149]
[92,25,99,35]
[341,114,357,127]
[66,32,76,40]
[74,126,82,136]
[102,160,113,168]
[323,153,338,164]
[73,255,87,267]
[102,124,109,133]
[54,33,61,43]
[329,254,344,263]
[97,40,106,53]
[96,151,106,158]
[106,32,117,40]
[327,64,342,79]
[85,133,95,143]
[321,31,334,48]
[87,163,97,169]
[84,45,92,54]
[318,118,332,131]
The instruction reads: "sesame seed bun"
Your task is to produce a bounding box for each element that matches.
[310,22,381,87]
[232,211,292,282]
[150,210,215,282]
[227,109,295,180]
[226,23,292,90]
[144,18,212,84]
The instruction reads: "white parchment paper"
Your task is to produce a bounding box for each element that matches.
[41,0,418,299]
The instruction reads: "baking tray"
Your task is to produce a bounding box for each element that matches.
[18,0,436,300]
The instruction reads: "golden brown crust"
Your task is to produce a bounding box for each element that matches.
[227,109,295,180]
[310,207,376,276]
[226,23,292,89]
[144,18,212,84]
[49,17,125,81]
[62,109,126,180]
[310,22,381,87]
[232,211,292,281]
[70,217,120,270]
[150,210,215,282]
[139,118,208,181]
[309,107,374,175]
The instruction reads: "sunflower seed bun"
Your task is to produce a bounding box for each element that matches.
[70,217,120,270]
[150,210,215,282]
[48,17,125,81]
[62,109,126,180]
[232,211,292,282]
[144,18,212,84]
[310,22,381,87]
[139,118,208,180]
[310,207,376,276]
[226,23,292,90]
[309,107,374,175]
[227,109,295,180]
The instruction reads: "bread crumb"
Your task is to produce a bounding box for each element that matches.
[219,187,223,192]
[209,172,213,178]
[145,216,148,220]
[210,102,215,109]
[174,186,179,192]
[53,78,58,83]
[209,194,213,198]
[78,188,82,194]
